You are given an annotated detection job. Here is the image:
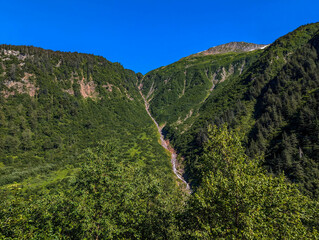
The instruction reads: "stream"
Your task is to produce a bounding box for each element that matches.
[139,91,191,192]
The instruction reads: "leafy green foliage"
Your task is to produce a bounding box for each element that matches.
[181,126,319,239]
[0,142,184,239]
[0,45,184,239]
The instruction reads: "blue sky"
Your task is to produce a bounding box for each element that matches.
[1,0,318,73]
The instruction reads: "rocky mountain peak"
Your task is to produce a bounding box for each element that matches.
[193,42,268,57]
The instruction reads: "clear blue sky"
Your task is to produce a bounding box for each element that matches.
[1,0,318,73]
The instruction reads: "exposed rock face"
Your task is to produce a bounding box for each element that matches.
[79,77,98,99]
[2,72,39,98]
[1,49,28,61]
[192,42,268,57]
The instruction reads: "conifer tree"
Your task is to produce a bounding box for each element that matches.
[182,125,318,239]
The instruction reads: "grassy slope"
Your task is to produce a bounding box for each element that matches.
[140,48,262,136]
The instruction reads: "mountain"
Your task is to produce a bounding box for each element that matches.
[190,41,268,57]
[0,45,184,238]
[139,42,263,134]
[1,23,319,239]
[0,45,171,185]
[140,22,319,198]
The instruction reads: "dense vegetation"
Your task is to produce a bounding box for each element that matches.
[2,127,318,239]
[0,44,173,186]
[140,45,262,132]
[0,45,182,238]
[181,126,319,239]
[1,23,319,238]
[1,142,184,239]
[248,34,319,198]
[142,23,319,199]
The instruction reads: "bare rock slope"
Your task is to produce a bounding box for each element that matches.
[192,41,268,57]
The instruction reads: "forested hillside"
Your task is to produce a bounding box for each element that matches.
[0,44,180,187]
[139,42,264,133]
[248,32,319,198]
[1,23,319,239]
[0,45,184,239]
[143,23,319,199]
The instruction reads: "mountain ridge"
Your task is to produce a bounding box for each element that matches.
[138,22,319,198]
[188,41,268,58]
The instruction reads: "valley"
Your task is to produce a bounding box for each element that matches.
[1,22,319,239]
[139,89,191,192]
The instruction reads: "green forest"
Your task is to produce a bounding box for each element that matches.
[1,22,319,239]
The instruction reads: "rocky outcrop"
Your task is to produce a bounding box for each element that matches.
[192,42,268,57]
[79,77,98,99]
[2,72,39,98]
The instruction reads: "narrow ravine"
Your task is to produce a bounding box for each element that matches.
[139,91,191,192]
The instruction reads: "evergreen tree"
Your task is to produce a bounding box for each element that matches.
[182,125,318,239]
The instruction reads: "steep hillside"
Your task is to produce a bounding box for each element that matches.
[248,33,319,197]
[142,22,319,198]
[187,23,319,196]
[139,43,263,134]
[0,45,163,185]
[0,45,184,238]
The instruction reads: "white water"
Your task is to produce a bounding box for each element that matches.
[139,91,191,192]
